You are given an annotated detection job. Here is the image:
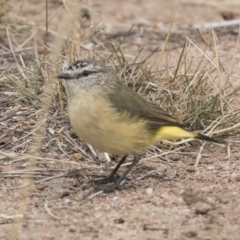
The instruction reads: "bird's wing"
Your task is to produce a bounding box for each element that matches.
[108,83,185,129]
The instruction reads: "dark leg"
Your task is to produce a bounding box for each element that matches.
[92,155,128,184]
[94,155,141,192]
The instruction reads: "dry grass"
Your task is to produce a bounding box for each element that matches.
[112,40,240,136]
[1,0,240,238]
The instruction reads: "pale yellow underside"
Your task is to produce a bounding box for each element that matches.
[68,89,197,155]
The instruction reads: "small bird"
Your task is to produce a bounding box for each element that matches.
[58,59,219,191]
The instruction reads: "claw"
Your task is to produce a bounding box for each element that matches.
[91,155,141,192]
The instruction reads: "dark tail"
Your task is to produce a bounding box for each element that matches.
[196,133,221,144]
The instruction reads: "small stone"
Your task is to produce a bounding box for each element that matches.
[36,182,46,191]
[183,230,197,237]
[69,225,76,232]
[195,202,212,215]
[73,153,83,160]
[145,188,153,195]
[182,188,201,205]
[186,167,196,172]
[48,186,70,200]
[207,165,215,171]
[114,218,125,224]
[218,196,229,204]
[112,196,119,201]
[169,154,179,161]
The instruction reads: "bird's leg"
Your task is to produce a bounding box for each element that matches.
[92,155,128,184]
[94,155,141,192]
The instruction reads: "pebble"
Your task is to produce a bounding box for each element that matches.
[146,188,153,195]
[195,202,212,215]
[69,225,77,232]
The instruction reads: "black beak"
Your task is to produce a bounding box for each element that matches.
[57,73,73,80]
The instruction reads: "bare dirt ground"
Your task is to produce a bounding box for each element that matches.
[1,0,240,239]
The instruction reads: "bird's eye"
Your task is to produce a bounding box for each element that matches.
[82,71,89,77]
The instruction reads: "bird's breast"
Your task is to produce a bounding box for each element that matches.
[67,90,152,155]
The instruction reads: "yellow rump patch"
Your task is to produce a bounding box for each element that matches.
[156,126,198,141]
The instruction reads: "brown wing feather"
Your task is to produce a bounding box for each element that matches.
[108,83,184,129]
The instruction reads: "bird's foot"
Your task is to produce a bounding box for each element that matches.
[91,173,120,185]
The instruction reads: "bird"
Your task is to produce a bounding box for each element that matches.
[57,59,220,191]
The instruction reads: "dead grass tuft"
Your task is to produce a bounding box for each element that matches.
[110,39,240,140]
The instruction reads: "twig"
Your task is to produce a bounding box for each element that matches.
[193,142,206,169]
[192,19,240,29]
[135,170,164,181]
[213,122,240,135]
[88,190,103,199]
[36,173,68,183]
[44,201,58,220]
